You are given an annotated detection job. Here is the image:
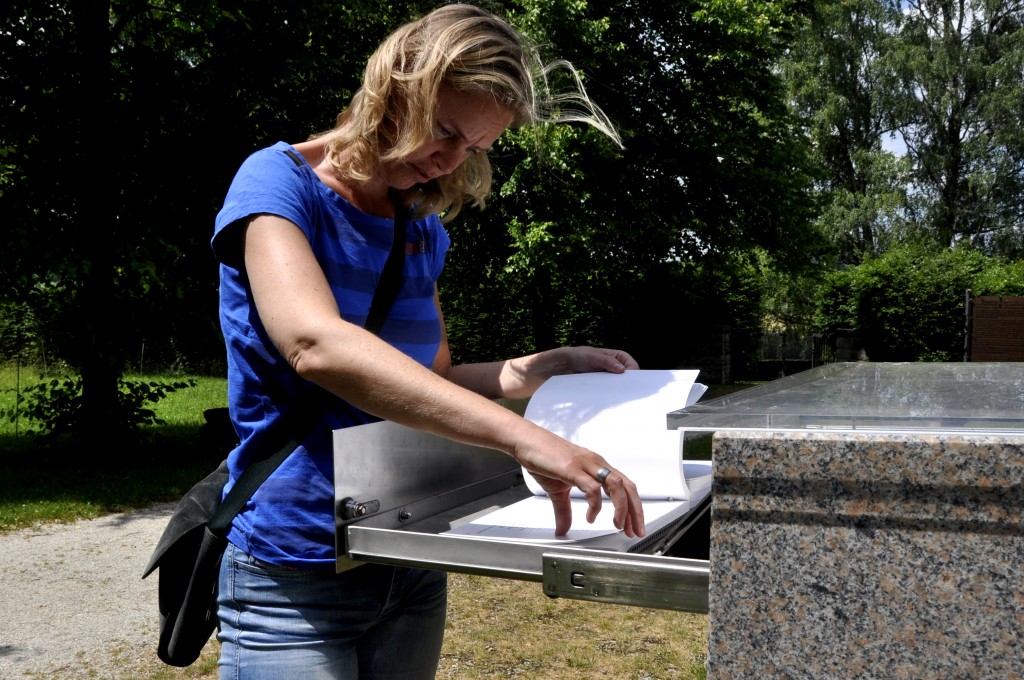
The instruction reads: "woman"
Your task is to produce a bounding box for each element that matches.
[212,4,646,678]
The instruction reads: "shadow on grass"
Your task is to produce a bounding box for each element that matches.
[0,423,234,530]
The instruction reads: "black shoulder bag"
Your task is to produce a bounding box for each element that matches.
[142,188,410,667]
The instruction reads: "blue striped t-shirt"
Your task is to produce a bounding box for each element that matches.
[211,141,450,569]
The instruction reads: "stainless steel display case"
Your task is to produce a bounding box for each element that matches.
[332,408,713,613]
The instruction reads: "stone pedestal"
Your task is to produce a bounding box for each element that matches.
[707,430,1024,678]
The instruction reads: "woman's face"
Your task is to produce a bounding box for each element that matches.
[383,86,512,190]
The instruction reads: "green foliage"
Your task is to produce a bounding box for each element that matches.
[0,300,39,364]
[0,374,196,445]
[782,0,906,264]
[814,243,1005,361]
[0,0,421,372]
[974,260,1024,296]
[890,0,1024,251]
[773,0,1024,358]
[0,0,419,440]
[783,0,1024,262]
[442,0,819,372]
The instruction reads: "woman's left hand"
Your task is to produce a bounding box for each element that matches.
[557,346,640,375]
[440,345,639,401]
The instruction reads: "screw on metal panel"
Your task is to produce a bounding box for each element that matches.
[398,509,412,521]
[340,498,364,519]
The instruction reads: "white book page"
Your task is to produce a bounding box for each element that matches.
[442,370,713,544]
[522,370,703,500]
[446,461,713,543]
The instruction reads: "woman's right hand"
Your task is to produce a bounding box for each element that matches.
[513,430,646,538]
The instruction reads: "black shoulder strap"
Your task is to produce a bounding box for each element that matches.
[209,190,410,533]
[365,190,409,335]
[208,394,324,532]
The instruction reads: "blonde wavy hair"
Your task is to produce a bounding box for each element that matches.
[322,3,621,222]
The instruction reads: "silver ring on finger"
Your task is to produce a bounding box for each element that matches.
[595,467,611,484]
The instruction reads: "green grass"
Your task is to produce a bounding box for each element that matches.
[0,365,231,533]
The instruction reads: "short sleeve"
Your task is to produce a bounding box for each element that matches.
[212,143,315,270]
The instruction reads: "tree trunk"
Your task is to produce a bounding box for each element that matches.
[72,0,124,443]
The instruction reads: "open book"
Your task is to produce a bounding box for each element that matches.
[445,370,711,545]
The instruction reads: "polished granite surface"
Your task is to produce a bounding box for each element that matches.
[708,430,1023,677]
[693,364,1024,678]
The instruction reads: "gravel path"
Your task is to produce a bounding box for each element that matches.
[0,504,182,679]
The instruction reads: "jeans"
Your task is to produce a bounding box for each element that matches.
[216,542,447,679]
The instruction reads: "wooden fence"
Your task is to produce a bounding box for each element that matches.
[965,294,1024,361]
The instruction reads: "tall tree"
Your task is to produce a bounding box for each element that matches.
[1,0,124,438]
[783,0,911,264]
[783,0,1024,260]
[885,0,1024,253]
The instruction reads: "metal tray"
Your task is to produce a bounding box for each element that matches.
[332,419,711,612]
